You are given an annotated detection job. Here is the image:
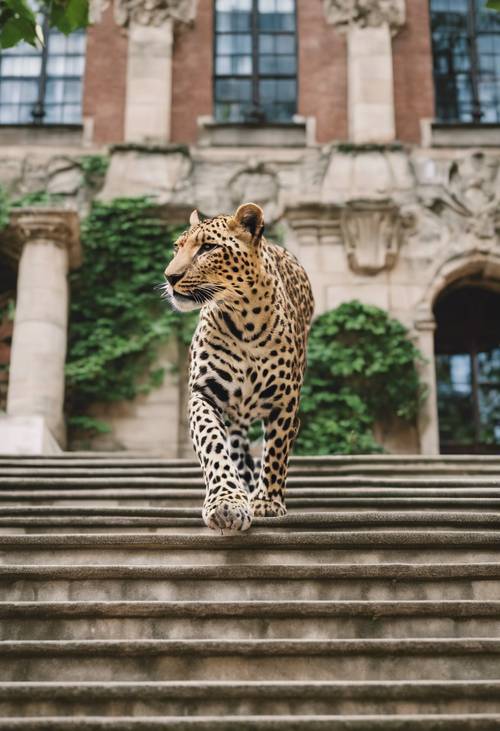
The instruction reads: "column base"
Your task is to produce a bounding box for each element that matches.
[0,415,62,455]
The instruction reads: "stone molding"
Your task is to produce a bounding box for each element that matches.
[286,200,410,275]
[8,208,81,269]
[324,0,406,34]
[90,0,196,26]
[341,199,404,275]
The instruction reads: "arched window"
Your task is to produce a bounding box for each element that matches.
[434,286,500,453]
[0,19,86,125]
[214,0,297,123]
[430,0,500,123]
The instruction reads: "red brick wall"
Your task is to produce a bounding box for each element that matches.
[83,6,128,145]
[393,0,435,144]
[297,0,347,143]
[170,1,214,144]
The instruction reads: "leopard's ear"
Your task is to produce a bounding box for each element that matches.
[231,203,265,242]
[189,209,201,227]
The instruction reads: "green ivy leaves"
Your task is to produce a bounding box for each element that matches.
[0,0,89,49]
[295,301,426,455]
[65,197,198,435]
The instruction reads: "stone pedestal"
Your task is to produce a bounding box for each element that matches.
[125,19,174,142]
[324,0,406,144]
[108,0,197,144]
[347,24,395,143]
[4,209,80,452]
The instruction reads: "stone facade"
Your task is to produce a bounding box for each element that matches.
[0,0,499,455]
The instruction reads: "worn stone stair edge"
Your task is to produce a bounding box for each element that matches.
[3,715,500,731]
[6,489,500,501]
[3,638,500,656]
[2,599,500,619]
[2,563,500,581]
[2,476,499,487]
[1,530,500,548]
[2,453,499,462]
[1,716,500,731]
[4,510,500,525]
[1,680,500,700]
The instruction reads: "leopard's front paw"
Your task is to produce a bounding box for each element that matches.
[252,497,287,518]
[202,493,253,532]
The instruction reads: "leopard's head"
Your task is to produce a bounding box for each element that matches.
[163,203,265,312]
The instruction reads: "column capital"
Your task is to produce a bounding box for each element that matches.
[8,208,81,269]
[89,0,197,27]
[324,0,406,35]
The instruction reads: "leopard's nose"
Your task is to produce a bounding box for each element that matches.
[166,272,185,287]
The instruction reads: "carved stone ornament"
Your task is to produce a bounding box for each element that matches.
[340,199,404,275]
[120,0,195,26]
[421,151,500,241]
[8,208,81,269]
[89,0,196,25]
[324,0,406,33]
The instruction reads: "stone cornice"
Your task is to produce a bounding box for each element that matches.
[90,0,197,27]
[7,209,81,269]
[324,0,406,34]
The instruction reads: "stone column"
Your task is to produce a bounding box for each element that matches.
[112,0,197,143]
[415,315,440,455]
[324,0,406,144]
[5,209,80,450]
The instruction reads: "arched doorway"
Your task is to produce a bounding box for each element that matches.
[434,285,500,454]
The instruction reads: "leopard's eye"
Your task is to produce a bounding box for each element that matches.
[199,243,218,254]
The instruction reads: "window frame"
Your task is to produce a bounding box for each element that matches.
[430,0,500,124]
[0,16,86,126]
[212,0,299,125]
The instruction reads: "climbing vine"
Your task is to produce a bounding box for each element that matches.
[295,301,426,455]
[65,197,198,434]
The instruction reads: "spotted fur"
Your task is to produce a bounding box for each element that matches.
[163,203,314,532]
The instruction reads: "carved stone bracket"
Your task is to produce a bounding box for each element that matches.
[90,0,197,26]
[340,199,408,275]
[419,151,500,242]
[324,0,406,34]
[8,209,81,269]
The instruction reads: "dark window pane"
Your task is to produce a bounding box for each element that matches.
[430,0,500,122]
[0,24,85,125]
[214,0,296,123]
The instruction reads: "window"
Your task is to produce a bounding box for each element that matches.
[434,286,500,454]
[0,19,86,125]
[430,0,500,123]
[214,0,297,123]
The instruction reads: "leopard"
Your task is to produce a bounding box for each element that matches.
[163,202,314,532]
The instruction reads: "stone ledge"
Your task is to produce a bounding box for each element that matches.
[197,117,311,148]
[0,416,61,456]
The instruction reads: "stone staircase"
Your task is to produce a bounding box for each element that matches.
[1,453,500,729]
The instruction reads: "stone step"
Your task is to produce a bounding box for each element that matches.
[2,531,500,565]
[1,600,500,640]
[2,713,500,730]
[2,563,500,601]
[1,476,499,489]
[3,510,500,534]
[4,495,500,510]
[2,638,500,682]
[2,464,500,477]
[1,454,499,465]
[0,681,500,718]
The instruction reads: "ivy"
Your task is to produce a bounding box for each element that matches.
[295,301,426,455]
[0,186,9,231]
[65,197,198,433]
[80,154,109,190]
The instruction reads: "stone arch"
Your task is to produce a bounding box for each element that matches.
[414,249,500,455]
[417,249,500,324]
